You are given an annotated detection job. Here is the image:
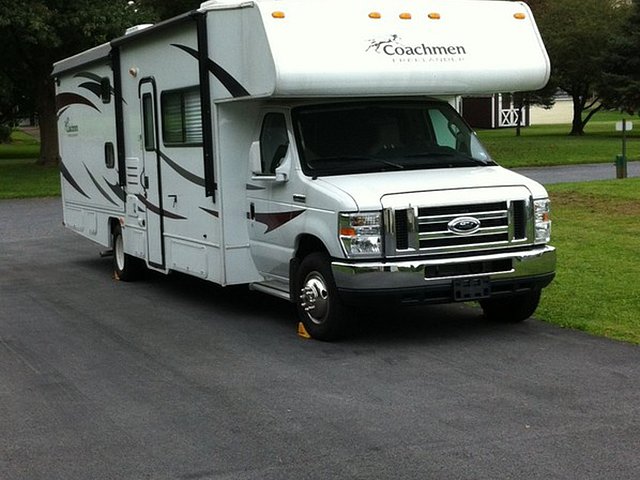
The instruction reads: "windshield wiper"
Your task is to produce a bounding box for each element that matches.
[314,155,405,170]
[405,151,490,166]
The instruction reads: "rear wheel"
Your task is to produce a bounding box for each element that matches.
[296,253,351,341]
[112,223,144,281]
[480,290,541,323]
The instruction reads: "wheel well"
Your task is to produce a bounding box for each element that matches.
[295,234,328,261]
[108,217,120,247]
[289,235,328,303]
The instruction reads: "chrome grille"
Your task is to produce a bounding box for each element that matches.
[387,199,530,257]
[419,202,509,249]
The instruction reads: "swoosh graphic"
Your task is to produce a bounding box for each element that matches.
[74,72,120,102]
[255,210,305,234]
[56,92,100,114]
[104,179,126,202]
[135,194,187,220]
[78,81,102,98]
[200,207,219,218]
[171,44,250,98]
[83,164,119,206]
[159,151,205,187]
[60,162,90,198]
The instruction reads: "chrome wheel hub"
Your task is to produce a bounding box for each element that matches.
[299,273,329,324]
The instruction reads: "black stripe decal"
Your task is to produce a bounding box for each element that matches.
[135,194,187,220]
[159,151,205,187]
[55,92,100,115]
[78,81,102,98]
[74,72,121,103]
[83,165,118,206]
[73,72,103,83]
[200,207,219,218]
[104,178,126,202]
[60,162,90,198]
[171,44,250,98]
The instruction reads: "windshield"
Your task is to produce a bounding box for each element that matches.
[292,101,494,177]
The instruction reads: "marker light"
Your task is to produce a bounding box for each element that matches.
[514,12,526,20]
[534,199,551,244]
[399,12,412,20]
[368,12,382,19]
[428,12,441,20]
[272,11,285,19]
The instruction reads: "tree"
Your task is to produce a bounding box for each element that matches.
[535,0,630,135]
[0,0,156,165]
[138,0,201,19]
[599,0,640,115]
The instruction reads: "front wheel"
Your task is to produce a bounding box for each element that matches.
[295,253,351,341]
[480,290,541,323]
[112,223,144,281]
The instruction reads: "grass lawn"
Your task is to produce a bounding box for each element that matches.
[0,130,60,199]
[539,178,640,344]
[479,111,640,169]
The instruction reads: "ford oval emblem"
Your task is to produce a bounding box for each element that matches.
[448,216,481,235]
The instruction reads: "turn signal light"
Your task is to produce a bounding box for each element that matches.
[369,12,382,19]
[428,12,441,20]
[399,12,412,20]
[514,12,526,20]
[272,11,285,19]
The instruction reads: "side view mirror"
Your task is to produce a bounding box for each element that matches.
[249,141,262,175]
[250,140,291,183]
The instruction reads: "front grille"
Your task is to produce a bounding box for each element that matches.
[394,209,409,249]
[387,198,531,256]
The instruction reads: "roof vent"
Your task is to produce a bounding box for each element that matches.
[125,24,154,35]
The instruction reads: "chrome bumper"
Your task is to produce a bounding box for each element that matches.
[332,246,556,292]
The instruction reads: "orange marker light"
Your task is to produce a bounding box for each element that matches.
[399,12,412,20]
[428,12,441,20]
[514,12,526,20]
[272,11,285,19]
[369,12,382,19]
[340,227,357,237]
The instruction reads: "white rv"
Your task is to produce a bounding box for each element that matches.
[53,0,556,340]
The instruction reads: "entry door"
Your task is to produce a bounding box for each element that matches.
[139,79,165,268]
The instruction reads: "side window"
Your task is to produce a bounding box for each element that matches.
[161,87,203,146]
[260,113,289,174]
[428,108,456,149]
[428,107,471,155]
[142,93,155,152]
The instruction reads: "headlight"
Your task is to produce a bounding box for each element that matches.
[533,198,551,244]
[339,212,382,258]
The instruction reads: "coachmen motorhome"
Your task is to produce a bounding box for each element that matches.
[53,0,556,340]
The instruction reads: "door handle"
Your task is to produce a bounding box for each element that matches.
[250,202,256,220]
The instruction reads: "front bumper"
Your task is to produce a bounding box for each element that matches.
[331,245,556,305]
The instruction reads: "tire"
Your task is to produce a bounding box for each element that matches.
[112,223,144,281]
[295,253,351,341]
[480,290,541,323]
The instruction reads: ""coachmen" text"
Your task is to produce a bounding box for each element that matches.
[382,44,467,56]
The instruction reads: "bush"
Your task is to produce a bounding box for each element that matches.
[0,125,11,143]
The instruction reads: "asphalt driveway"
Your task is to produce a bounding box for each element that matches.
[1,197,639,480]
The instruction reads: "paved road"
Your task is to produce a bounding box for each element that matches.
[513,160,640,185]
[1,198,640,480]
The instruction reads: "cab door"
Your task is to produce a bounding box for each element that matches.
[246,111,302,283]
[139,78,165,269]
